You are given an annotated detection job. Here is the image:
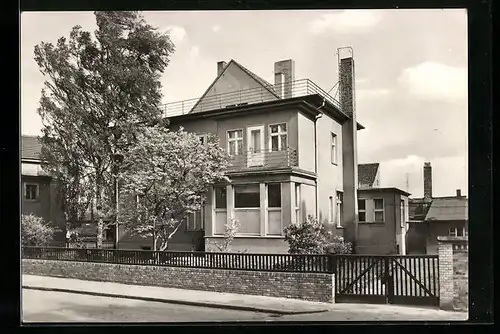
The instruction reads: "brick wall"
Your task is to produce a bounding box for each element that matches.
[22,259,335,303]
[437,236,468,311]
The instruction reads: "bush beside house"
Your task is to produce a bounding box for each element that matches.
[21,214,55,246]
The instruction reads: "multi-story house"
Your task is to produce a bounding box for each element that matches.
[406,162,468,254]
[21,136,66,242]
[117,56,364,253]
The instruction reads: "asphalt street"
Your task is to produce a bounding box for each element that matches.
[22,289,467,323]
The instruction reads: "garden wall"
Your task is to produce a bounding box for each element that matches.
[22,259,335,303]
[437,236,468,311]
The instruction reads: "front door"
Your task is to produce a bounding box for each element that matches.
[247,125,264,167]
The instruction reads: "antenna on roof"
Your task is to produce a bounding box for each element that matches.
[406,173,410,192]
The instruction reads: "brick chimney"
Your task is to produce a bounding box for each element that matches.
[423,162,432,202]
[274,59,295,99]
[339,53,358,248]
[217,61,227,76]
[456,189,462,197]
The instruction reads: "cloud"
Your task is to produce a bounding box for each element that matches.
[398,62,467,102]
[166,25,187,44]
[212,25,220,32]
[189,46,200,59]
[310,10,382,34]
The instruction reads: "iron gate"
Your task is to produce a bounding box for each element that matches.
[334,255,439,307]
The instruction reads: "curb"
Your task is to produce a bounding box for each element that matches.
[22,286,329,316]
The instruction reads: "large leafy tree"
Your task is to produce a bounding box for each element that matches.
[35,11,174,247]
[119,126,230,251]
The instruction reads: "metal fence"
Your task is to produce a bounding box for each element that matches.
[22,246,334,273]
[161,79,342,117]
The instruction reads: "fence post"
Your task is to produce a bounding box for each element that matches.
[327,254,335,273]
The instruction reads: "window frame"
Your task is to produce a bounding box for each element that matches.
[373,198,385,222]
[449,227,467,237]
[400,199,405,228]
[227,128,244,156]
[269,123,288,152]
[24,182,39,201]
[331,132,338,165]
[358,198,366,222]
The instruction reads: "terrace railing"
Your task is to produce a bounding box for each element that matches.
[22,246,334,274]
[162,79,342,117]
[226,147,298,172]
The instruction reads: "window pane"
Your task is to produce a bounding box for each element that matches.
[358,199,365,210]
[251,130,261,153]
[228,131,235,139]
[229,141,236,155]
[449,228,457,236]
[270,125,278,133]
[271,136,279,151]
[457,228,463,237]
[281,124,286,132]
[195,210,202,229]
[215,187,227,209]
[236,130,243,138]
[268,184,281,208]
[359,212,366,222]
[237,140,243,155]
[280,134,287,150]
[235,184,260,208]
[374,199,384,210]
[375,211,384,222]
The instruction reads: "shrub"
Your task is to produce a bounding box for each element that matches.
[209,218,240,253]
[21,214,55,246]
[284,215,353,255]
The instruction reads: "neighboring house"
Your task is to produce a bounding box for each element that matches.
[357,187,410,255]
[406,162,468,254]
[119,57,365,253]
[358,163,380,189]
[21,136,65,241]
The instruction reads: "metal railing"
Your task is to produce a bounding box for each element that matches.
[22,246,334,273]
[226,147,297,172]
[161,79,342,117]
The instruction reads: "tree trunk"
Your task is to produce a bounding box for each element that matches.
[159,238,168,251]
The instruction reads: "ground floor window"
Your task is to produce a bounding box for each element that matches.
[267,183,281,208]
[186,205,205,231]
[234,184,260,208]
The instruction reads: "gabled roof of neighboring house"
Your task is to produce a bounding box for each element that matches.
[189,59,281,113]
[358,187,411,196]
[22,135,42,161]
[425,197,468,221]
[358,163,379,187]
[408,198,430,221]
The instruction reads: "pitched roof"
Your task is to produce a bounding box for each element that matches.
[358,163,379,187]
[425,197,468,221]
[21,135,42,160]
[408,198,431,221]
[188,59,280,113]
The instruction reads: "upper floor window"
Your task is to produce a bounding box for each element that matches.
[24,183,38,200]
[449,227,467,237]
[270,123,287,151]
[374,198,385,222]
[331,133,338,164]
[227,130,243,156]
[358,199,366,222]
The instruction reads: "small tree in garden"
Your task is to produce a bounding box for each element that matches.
[209,218,240,253]
[119,126,230,251]
[324,233,353,255]
[284,215,327,254]
[21,214,55,246]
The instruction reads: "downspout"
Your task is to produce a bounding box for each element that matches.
[314,99,325,218]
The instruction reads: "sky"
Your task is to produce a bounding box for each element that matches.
[21,9,468,198]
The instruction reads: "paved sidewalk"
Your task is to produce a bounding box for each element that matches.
[22,275,331,315]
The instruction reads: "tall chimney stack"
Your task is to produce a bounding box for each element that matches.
[423,162,433,202]
[339,48,358,249]
[274,59,295,99]
[217,61,227,76]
